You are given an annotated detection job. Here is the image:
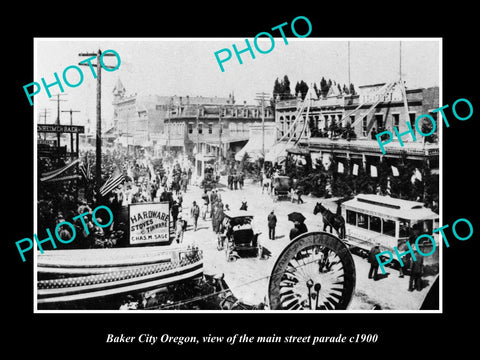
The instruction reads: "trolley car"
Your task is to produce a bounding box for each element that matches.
[341,194,439,266]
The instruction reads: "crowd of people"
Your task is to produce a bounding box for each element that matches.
[37,149,195,250]
[38,147,432,313]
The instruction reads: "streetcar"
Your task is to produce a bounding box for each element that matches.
[340,194,440,266]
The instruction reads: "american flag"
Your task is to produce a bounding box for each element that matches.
[79,155,92,181]
[99,167,125,197]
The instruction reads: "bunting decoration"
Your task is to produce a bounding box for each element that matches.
[40,159,80,182]
[391,165,399,177]
[352,163,359,176]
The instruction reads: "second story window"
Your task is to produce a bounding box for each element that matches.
[198,123,203,134]
[392,113,400,129]
[208,123,213,134]
[409,113,416,137]
[362,116,368,137]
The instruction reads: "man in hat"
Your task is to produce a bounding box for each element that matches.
[267,210,277,240]
[368,243,381,280]
[190,201,200,231]
[175,213,185,244]
[409,250,424,291]
[171,200,180,230]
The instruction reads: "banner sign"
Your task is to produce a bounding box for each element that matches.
[128,202,170,245]
[37,124,85,133]
[38,139,57,146]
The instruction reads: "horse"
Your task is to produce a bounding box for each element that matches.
[262,175,272,195]
[313,202,345,239]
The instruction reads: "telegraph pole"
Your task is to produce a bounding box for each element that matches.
[348,41,351,89]
[38,108,51,140]
[50,93,67,146]
[255,92,269,158]
[218,106,222,161]
[62,109,81,157]
[79,50,117,194]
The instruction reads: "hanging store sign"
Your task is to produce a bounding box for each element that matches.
[129,202,170,245]
[37,124,85,134]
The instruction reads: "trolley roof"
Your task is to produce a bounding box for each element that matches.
[342,194,438,221]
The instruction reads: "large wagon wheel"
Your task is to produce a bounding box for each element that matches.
[268,232,355,310]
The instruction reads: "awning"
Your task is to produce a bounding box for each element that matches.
[264,142,293,163]
[286,147,311,156]
[235,143,263,162]
[234,137,268,162]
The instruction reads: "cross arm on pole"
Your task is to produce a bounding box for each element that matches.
[78,63,117,70]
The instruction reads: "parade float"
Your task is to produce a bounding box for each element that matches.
[36,197,204,309]
[37,245,203,308]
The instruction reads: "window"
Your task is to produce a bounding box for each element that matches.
[382,219,396,237]
[409,113,416,137]
[358,213,368,229]
[362,116,368,137]
[369,216,381,233]
[375,114,384,130]
[198,123,203,134]
[348,115,354,127]
[393,113,400,129]
[188,123,193,134]
[417,220,433,234]
[399,220,411,238]
[208,123,213,134]
[346,210,356,225]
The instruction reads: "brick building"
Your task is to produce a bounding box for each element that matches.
[163,98,274,178]
[272,83,440,171]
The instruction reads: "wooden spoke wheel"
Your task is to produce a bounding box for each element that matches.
[268,232,356,310]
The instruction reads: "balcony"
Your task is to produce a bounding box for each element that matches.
[307,137,439,157]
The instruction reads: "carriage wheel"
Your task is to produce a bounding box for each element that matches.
[268,232,356,310]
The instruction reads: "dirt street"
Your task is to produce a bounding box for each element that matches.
[178,177,437,310]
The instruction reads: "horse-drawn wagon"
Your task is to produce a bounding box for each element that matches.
[223,210,262,261]
[271,175,292,202]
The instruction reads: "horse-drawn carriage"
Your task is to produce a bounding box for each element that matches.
[271,175,292,202]
[222,210,262,261]
[201,167,219,191]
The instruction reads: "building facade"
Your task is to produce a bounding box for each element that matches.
[163,101,274,178]
[274,83,440,170]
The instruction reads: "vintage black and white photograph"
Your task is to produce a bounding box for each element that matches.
[33,38,441,312]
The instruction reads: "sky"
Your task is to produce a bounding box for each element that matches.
[34,38,440,129]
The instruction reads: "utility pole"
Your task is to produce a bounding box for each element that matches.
[218,106,222,162]
[399,41,402,84]
[348,41,351,89]
[62,109,80,157]
[167,98,173,154]
[38,108,51,140]
[50,93,67,147]
[79,50,117,195]
[255,92,269,158]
